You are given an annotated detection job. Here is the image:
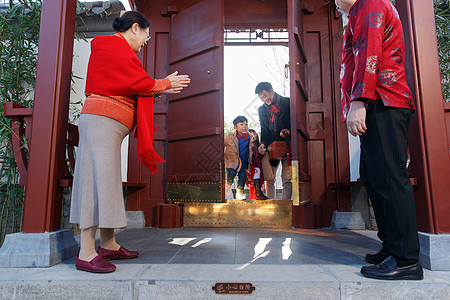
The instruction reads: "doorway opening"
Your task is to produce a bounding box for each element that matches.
[182,37,294,227]
[224,29,290,200]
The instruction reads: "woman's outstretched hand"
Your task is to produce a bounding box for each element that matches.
[161,88,183,94]
[166,71,190,90]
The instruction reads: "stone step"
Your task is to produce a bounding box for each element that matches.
[183,199,292,227]
[0,263,448,299]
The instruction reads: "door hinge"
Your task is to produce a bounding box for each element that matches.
[161,6,180,17]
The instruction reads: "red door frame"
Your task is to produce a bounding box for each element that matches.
[397,0,450,234]
[22,0,76,233]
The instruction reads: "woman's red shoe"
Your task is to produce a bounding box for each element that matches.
[98,246,140,260]
[75,255,116,273]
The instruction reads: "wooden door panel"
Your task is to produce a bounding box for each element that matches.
[290,0,348,227]
[303,2,340,225]
[309,140,326,200]
[170,0,223,63]
[153,114,167,141]
[167,136,222,181]
[289,0,311,210]
[305,25,335,189]
[305,31,322,103]
[168,93,222,136]
[289,0,308,161]
[167,0,224,203]
[169,49,222,101]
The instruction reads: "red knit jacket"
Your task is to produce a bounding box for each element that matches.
[83,33,170,130]
[82,33,168,173]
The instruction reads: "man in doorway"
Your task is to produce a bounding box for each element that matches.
[255,82,292,200]
[336,0,423,280]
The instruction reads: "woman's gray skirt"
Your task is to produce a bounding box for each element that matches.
[70,114,130,229]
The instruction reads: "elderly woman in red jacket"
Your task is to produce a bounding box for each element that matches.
[70,11,190,273]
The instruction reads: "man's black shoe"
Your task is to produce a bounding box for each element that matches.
[360,256,423,280]
[365,249,390,264]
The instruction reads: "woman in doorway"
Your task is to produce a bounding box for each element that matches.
[70,11,190,273]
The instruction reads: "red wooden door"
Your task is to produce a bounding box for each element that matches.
[288,0,311,206]
[289,0,349,228]
[167,0,225,203]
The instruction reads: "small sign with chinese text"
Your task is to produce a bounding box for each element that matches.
[212,282,255,294]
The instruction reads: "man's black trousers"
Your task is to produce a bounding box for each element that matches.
[359,99,420,266]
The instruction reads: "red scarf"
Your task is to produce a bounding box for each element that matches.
[85,34,165,174]
[264,93,281,133]
[236,132,248,141]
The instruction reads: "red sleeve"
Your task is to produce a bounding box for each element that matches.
[340,24,355,120]
[349,2,385,101]
[140,78,172,96]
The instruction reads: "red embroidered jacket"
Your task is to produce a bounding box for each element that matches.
[340,0,415,121]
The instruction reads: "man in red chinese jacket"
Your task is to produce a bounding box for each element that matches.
[336,0,423,280]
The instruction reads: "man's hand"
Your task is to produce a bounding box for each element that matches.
[280,129,290,138]
[346,100,367,136]
[258,144,265,155]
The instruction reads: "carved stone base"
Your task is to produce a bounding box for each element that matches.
[0,229,78,267]
[330,211,366,230]
[419,232,450,270]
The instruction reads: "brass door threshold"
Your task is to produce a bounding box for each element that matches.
[183,199,292,227]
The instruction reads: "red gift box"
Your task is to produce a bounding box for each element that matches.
[268,141,291,160]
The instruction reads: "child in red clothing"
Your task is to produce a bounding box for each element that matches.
[248,129,268,200]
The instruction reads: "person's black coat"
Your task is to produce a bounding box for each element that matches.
[258,94,291,147]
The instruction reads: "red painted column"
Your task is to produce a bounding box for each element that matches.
[397,0,450,234]
[22,0,76,233]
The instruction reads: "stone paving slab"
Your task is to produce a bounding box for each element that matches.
[0,263,449,299]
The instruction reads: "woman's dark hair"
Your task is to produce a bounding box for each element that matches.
[248,129,260,148]
[112,11,150,32]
